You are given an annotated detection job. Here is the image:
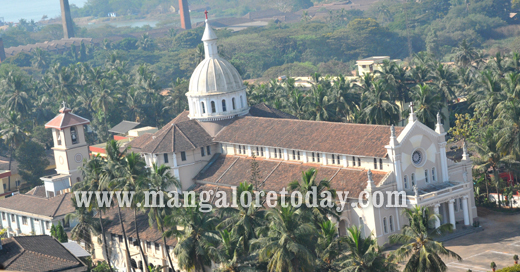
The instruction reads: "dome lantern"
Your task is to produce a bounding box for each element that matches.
[186,11,249,121]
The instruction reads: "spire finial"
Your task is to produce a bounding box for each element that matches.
[408,102,417,123]
[391,124,396,138]
[204,10,208,20]
[368,169,373,182]
[62,101,67,108]
[437,112,441,125]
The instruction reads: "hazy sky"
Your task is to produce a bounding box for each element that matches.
[2,0,87,23]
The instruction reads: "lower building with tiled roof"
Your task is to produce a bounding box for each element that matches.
[0,235,87,271]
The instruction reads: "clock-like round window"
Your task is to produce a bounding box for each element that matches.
[412,150,424,166]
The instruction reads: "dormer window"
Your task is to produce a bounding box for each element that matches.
[70,126,78,144]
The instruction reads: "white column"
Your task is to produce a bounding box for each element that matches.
[462,196,470,226]
[342,155,348,167]
[433,204,441,229]
[247,146,252,157]
[283,149,288,160]
[265,147,270,159]
[448,199,456,230]
[322,153,328,165]
[394,154,403,191]
[303,151,308,163]
[439,142,449,182]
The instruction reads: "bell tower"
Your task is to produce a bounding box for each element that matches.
[45,102,90,186]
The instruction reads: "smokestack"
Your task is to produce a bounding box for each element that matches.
[179,0,192,30]
[0,38,5,63]
[60,0,75,38]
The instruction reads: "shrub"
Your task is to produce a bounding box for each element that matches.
[496,264,520,272]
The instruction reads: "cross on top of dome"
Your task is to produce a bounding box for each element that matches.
[205,10,208,20]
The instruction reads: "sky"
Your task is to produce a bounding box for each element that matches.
[1,0,87,23]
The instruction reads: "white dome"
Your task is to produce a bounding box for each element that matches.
[186,18,249,122]
[188,57,245,95]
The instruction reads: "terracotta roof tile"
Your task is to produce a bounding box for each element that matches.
[214,117,404,157]
[195,156,388,197]
[0,235,87,271]
[140,120,213,154]
[0,193,74,218]
[45,109,90,130]
[249,103,297,119]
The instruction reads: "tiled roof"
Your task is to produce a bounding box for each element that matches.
[0,235,87,271]
[139,119,213,154]
[102,207,177,247]
[108,120,140,134]
[0,193,74,218]
[195,156,388,196]
[45,107,90,130]
[214,117,404,158]
[249,103,297,119]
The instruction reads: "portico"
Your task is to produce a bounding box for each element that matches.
[407,181,474,229]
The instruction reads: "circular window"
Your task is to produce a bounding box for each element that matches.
[411,148,426,167]
[74,153,83,163]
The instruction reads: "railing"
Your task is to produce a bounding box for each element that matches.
[407,182,471,204]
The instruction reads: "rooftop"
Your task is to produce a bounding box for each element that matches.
[108,120,140,134]
[0,193,73,218]
[214,117,404,158]
[195,155,389,196]
[0,235,87,271]
[45,106,90,130]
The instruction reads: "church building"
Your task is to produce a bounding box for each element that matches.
[127,16,477,248]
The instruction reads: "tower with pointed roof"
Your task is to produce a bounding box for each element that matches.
[45,103,90,185]
[186,11,249,122]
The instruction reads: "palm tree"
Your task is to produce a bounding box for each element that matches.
[1,71,31,118]
[136,33,155,51]
[65,197,100,252]
[81,155,115,272]
[430,62,458,104]
[144,164,181,272]
[167,199,219,272]
[0,112,27,191]
[390,206,461,272]
[285,89,307,119]
[31,48,49,69]
[337,226,396,272]
[308,84,334,121]
[287,168,338,224]
[452,39,478,67]
[217,182,266,255]
[410,84,445,129]
[470,71,504,119]
[472,126,515,207]
[208,229,256,272]
[100,140,135,272]
[315,221,345,272]
[360,80,399,125]
[252,205,316,272]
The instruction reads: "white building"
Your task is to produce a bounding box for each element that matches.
[93,16,477,270]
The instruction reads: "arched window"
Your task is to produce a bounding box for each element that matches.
[411,173,415,187]
[432,167,436,182]
[201,102,206,114]
[404,175,408,189]
[232,98,236,110]
[240,96,244,108]
[389,216,394,232]
[222,100,227,112]
[425,169,429,183]
[383,217,388,234]
[211,101,216,113]
[70,126,78,144]
[56,131,62,146]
